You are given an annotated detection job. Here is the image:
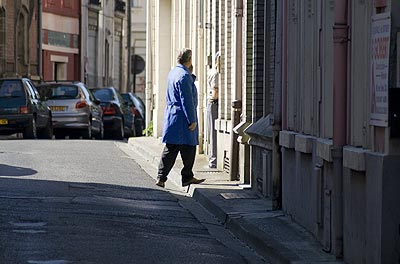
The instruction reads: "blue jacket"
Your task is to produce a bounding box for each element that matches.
[161,64,199,146]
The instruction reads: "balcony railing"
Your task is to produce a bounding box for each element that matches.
[115,0,126,14]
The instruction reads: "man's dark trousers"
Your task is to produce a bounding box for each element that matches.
[157,143,196,184]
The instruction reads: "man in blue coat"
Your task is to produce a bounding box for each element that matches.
[156,48,205,188]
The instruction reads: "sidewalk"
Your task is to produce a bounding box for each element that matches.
[127,136,342,264]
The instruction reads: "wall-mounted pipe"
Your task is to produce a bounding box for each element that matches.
[333,1,348,148]
[332,0,348,258]
[229,0,243,181]
[197,0,205,154]
[282,0,287,130]
[145,0,153,135]
[38,0,43,80]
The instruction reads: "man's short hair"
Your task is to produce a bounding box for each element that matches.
[177,48,192,64]
[214,51,220,64]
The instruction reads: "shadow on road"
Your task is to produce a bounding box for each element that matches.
[0,164,37,176]
[0,177,251,264]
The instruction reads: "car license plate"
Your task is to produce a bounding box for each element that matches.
[50,106,66,111]
[0,119,8,125]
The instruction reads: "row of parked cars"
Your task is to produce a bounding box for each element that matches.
[0,77,145,140]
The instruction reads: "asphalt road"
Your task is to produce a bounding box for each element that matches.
[0,138,265,264]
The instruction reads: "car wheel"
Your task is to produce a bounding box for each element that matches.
[38,118,53,139]
[23,117,37,139]
[114,120,124,140]
[82,121,92,139]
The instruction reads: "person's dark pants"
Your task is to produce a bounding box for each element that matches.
[157,143,196,184]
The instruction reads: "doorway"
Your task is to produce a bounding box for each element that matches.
[50,55,68,81]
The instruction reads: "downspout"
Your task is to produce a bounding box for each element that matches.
[127,0,131,92]
[230,0,243,181]
[272,0,283,209]
[38,0,43,81]
[145,0,153,135]
[282,0,287,130]
[198,0,204,154]
[332,0,348,258]
[14,3,19,75]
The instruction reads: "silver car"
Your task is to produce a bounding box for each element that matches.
[37,81,103,139]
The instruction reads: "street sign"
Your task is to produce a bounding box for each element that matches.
[131,55,145,75]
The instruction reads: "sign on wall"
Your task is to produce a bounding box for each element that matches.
[370,13,391,127]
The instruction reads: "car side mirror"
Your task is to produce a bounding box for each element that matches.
[94,99,101,105]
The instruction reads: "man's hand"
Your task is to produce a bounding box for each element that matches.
[188,122,197,131]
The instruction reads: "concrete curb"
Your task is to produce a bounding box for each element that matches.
[192,189,297,264]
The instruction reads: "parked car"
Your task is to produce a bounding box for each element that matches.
[0,78,53,139]
[90,87,135,139]
[121,92,145,136]
[36,81,103,139]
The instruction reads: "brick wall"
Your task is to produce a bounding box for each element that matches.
[2,1,39,77]
[43,0,80,18]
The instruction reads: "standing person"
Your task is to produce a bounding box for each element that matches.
[156,48,205,188]
[206,51,220,168]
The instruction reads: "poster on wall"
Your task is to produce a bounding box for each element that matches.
[370,12,391,127]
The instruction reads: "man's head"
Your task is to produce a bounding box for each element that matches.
[214,51,220,72]
[177,48,192,68]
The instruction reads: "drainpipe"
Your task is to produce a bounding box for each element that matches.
[229,0,243,181]
[198,0,205,154]
[14,3,19,75]
[282,0,287,130]
[272,0,283,209]
[38,0,43,81]
[127,0,131,92]
[332,0,348,258]
[145,0,153,135]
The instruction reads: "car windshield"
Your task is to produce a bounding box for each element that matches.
[92,89,115,102]
[38,85,79,100]
[0,80,25,98]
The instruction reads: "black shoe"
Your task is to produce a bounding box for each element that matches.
[155,180,165,188]
[182,177,205,187]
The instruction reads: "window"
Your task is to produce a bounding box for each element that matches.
[131,0,140,8]
[17,10,28,66]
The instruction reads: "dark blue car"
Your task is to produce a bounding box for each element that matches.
[91,87,135,139]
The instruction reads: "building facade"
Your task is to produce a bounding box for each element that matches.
[0,0,39,79]
[41,0,81,81]
[129,0,146,100]
[81,0,128,91]
[279,1,400,263]
[146,0,399,262]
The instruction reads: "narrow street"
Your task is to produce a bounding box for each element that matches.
[0,139,265,264]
